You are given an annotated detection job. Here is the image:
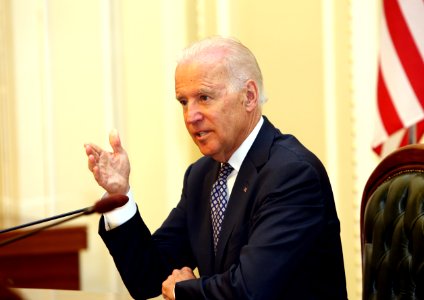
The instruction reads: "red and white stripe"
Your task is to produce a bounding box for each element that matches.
[372,0,424,157]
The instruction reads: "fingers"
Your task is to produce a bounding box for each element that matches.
[162,274,176,300]
[84,131,130,194]
[109,129,123,154]
[181,267,193,274]
[85,129,124,158]
[85,143,103,156]
[171,267,196,281]
[84,144,101,172]
[87,153,101,183]
[161,267,196,300]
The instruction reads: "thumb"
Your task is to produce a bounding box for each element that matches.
[109,129,124,153]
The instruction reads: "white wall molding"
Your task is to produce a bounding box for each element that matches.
[216,0,231,36]
[11,0,54,219]
[351,0,381,298]
[322,0,339,208]
[0,0,18,226]
[101,0,125,139]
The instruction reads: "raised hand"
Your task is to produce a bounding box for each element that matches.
[84,130,130,195]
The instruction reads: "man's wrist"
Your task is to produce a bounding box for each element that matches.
[103,188,137,230]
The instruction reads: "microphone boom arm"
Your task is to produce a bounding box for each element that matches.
[0,211,87,247]
[0,207,91,234]
[0,194,128,247]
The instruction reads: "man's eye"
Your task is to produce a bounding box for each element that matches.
[178,99,187,106]
[199,95,209,101]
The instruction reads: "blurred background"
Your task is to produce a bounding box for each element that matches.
[0,0,387,299]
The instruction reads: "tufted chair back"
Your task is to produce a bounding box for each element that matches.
[361,144,424,300]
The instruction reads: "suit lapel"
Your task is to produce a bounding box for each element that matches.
[214,117,277,270]
[214,158,257,269]
[198,161,220,274]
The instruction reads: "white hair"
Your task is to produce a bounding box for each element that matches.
[177,36,268,105]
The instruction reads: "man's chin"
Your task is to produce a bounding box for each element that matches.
[198,147,218,159]
[198,148,213,157]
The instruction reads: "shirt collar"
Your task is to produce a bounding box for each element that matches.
[227,116,264,172]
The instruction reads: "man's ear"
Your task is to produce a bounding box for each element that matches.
[243,80,259,111]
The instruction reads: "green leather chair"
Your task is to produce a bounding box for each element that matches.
[361,144,424,299]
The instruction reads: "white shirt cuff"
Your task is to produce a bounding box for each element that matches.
[103,189,137,231]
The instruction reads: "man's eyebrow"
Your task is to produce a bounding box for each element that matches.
[197,88,211,94]
[198,85,218,94]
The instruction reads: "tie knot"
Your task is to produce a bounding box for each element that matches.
[218,163,233,180]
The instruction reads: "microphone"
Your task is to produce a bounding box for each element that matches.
[0,194,128,247]
[86,194,129,214]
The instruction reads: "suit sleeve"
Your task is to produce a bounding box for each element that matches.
[99,166,197,300]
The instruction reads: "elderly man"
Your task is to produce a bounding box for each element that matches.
[85,36,347,299]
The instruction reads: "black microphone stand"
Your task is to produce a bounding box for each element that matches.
[0,194,128,247]
[0,208,93,247]
[0,206,91,234]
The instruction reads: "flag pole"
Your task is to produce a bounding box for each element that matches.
[408,124,417,144]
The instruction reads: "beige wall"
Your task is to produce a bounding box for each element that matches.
[0,0,382,299]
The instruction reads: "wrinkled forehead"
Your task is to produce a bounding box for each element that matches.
[175,63,229,93]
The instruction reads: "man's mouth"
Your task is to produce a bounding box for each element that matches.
[193,131,210,140]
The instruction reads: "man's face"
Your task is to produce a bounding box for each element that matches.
[175,60,251,162]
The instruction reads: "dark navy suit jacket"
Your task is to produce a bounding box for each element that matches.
[99,117,347,299]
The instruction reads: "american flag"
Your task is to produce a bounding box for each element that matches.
[372,0,424,157]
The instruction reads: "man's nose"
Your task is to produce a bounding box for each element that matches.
[185,102,203,124]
